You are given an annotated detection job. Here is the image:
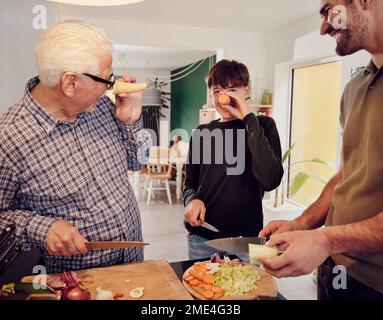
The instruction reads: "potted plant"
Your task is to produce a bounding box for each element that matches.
[273,143,333,208]
[142,77,170,141]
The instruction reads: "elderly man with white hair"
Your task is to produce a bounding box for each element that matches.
[0,20,151,273]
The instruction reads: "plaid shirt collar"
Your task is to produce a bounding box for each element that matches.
[23,76,60,135]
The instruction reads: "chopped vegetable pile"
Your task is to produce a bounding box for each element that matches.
[213,263,261,296]
[183,256,261,299]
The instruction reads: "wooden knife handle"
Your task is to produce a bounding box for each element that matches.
[85,241,149,250]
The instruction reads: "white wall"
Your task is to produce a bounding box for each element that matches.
[271,19,370,154]
[58,15,267,96]
[1,0,57,114]
[265,13,321,90]
[2,6,267,116]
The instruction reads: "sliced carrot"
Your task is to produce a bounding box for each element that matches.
[202,275,213,284]
[114,292,124,299]
[213,293,223,299]
[198,282,206,288]
[184,275,195,282]
[211,286,223,294]
[203,290,214,299]
[196,272,205,280]
[190,279,199,286]
[204,285,212,291]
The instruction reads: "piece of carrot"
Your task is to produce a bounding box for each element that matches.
[213,293,223,299]
[202,275,213,284]
[218,94,231,105]
[190,279,199,286]
[184,275,195,282]
[203,290,214,299]
[114,292,124,299]
[211,286,223,294]
[196,272,205,280]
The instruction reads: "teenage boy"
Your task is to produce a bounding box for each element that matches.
[183,59,284,259]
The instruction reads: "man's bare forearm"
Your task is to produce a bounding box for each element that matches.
[295,170,342,230]
[322,211,383,254]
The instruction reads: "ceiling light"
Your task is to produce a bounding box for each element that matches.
[48,0,147,6]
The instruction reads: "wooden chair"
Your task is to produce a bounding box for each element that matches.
[141,147,173,205]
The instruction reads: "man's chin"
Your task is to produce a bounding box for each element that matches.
[335,44,361,57]
[334,31,363,56]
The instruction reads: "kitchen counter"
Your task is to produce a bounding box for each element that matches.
[1,250,286,300]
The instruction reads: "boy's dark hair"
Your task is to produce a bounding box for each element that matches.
[206,59,250,89]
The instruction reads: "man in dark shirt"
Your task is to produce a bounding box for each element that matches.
[182,60,284,259]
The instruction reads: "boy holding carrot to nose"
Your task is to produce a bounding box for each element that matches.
[183,59,284,259]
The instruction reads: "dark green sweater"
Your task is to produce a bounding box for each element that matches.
[183,113,283,239]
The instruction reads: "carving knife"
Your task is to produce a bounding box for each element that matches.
[205,236,267,253]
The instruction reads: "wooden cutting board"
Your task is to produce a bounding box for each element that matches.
[22,260,193,300]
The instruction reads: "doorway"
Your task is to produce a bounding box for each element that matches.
[288,61,342,206]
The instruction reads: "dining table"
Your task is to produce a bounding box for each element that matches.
[130,154,187,201]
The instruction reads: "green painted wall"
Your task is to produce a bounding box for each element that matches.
[171,56,216,135]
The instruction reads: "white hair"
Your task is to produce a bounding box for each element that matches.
[36,20,113,87]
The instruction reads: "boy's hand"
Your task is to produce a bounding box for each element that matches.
[184,199,206,227]
[221,92,251,120]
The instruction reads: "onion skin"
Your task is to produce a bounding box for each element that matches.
[211,253,221,263]
[61,272,78,288]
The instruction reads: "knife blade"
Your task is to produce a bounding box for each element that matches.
[205,236,267,253]
[85,241,150,250]
[201,222,219,233]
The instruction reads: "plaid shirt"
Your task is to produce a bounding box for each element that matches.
[0,77,151,273]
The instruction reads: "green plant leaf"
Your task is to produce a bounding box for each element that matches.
[282,143,296,164]
[290,172,309,195]
[310,158,328,165]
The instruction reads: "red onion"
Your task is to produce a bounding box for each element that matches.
[211,253,221,263]
[47,276,67,291]
[61,272,78,288]
[61,287,91,300]
[55,271,91,300]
